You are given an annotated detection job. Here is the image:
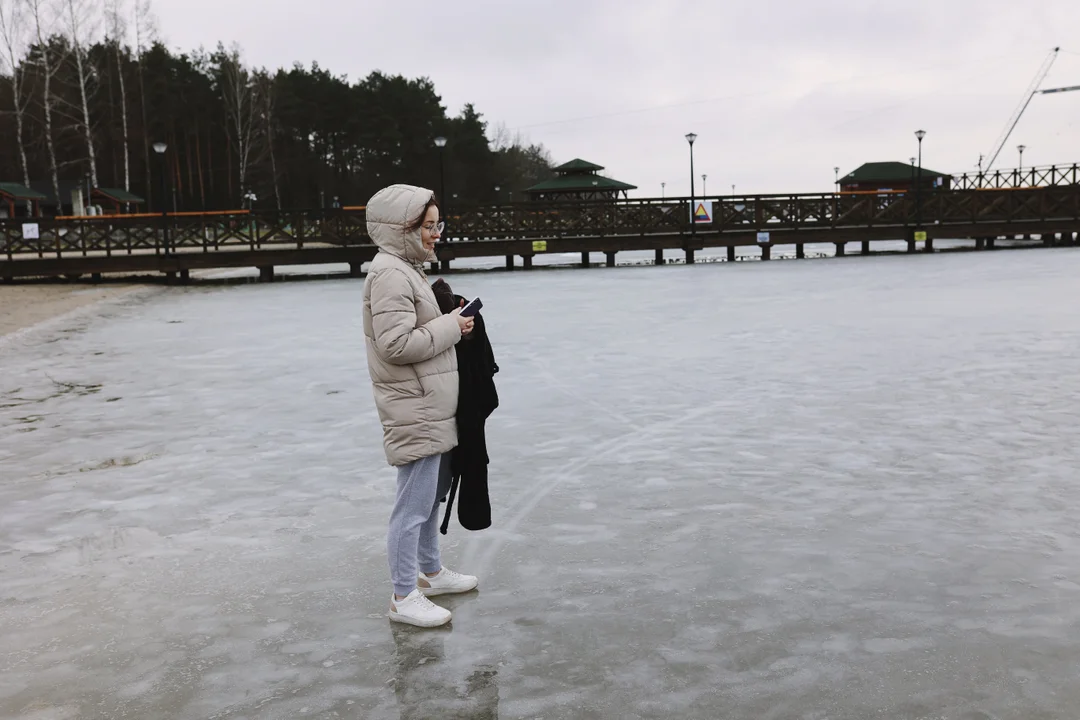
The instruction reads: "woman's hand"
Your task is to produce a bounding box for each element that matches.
[451,307,474,336]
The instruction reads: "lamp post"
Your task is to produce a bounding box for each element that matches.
[494,185,500,206]
[834,166,839,192]
[661,182,666,200]
[434,136,447,200]
[685,133,697,247]
[153,141,169,255]
[702,174,707,196]
[1017,144,1026,186]
[731,184,735,198]
[914,130,926,230]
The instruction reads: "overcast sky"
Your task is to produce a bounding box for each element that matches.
[156,0,1080,197]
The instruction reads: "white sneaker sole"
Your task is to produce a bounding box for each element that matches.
[418,579,479,597]
[388,609,452,627]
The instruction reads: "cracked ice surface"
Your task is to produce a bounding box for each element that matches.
[3,249,1080,719]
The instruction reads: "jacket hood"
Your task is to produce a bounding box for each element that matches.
[365,184,436,265]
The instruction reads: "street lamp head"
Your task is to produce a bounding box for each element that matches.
[915,129,926,141]
[153,142,167,154]
[434,136,447,148]
[910,157,916,165]
[1017,144,1026,152]
[685,132,697,145]
[494,185,500,192]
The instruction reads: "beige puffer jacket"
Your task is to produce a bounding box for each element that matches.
[362,184,461,466]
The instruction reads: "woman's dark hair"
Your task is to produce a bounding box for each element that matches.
[405,194,441,233]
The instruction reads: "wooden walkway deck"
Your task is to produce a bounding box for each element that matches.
[2,184,1079,281]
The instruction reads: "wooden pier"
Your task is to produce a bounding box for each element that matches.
[2,179,1079,282]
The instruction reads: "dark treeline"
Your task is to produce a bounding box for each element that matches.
[0,0,554,215]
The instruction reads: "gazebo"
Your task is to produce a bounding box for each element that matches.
[0,182,46,218]
[525,159,636,201]
[92,187,146,214]
[840,162,951,192]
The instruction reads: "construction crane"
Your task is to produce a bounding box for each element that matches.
[981,47,1080,172]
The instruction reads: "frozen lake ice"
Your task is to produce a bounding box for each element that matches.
[3,247,1080,718]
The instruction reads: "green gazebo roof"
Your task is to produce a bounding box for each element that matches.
[526,175,637,193]
[842,161,949,183]
[553,158,605,173]
[0,182,48,200]
[94,187,145,203]
[526,157,637,194]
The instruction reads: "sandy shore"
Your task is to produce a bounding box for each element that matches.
[0,283,147,338]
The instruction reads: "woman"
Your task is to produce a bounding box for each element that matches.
[363,184,479,628]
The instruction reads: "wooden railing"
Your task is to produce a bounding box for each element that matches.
[3,184,1080,262]
[950,163,1080,191]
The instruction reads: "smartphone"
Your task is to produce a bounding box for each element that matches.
[460,297,483,317]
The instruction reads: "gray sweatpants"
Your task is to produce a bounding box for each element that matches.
[388,452,452,597]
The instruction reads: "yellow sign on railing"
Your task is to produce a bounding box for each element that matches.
[532,240,548,252]
[914,231,927,242]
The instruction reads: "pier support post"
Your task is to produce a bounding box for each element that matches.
[506,254,515,270]
[728,246,736,262]
[975,237,985,250]
[522,254,533,270]
[91,272,102,283]
[581,251,590,268]
[349,262,363,278]
[685,248,696,264]
[795,244,805,259]
[835,242,846,257]
[861,240,870,255]
[259,266,274,283]
[987,237,996,249]
[907,238,917,253]
[606,251,616,268]
[441,259,451,272]
[760,244,771,261]
[179,269,190,284]
[925,238,934,252]
[655,248,664,266]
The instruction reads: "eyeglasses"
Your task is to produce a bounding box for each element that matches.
[422,221,445,235]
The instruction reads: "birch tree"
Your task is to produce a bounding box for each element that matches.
[27,0,64,210]
[133,0,153,203]
[62,0,100,188]
[105,0,129,191]
[219,45,259,204]
[255,69,280,209]
[0,0,32,200]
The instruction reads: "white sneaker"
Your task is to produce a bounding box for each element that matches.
[389,589,452,627]
[418,567,479,596]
